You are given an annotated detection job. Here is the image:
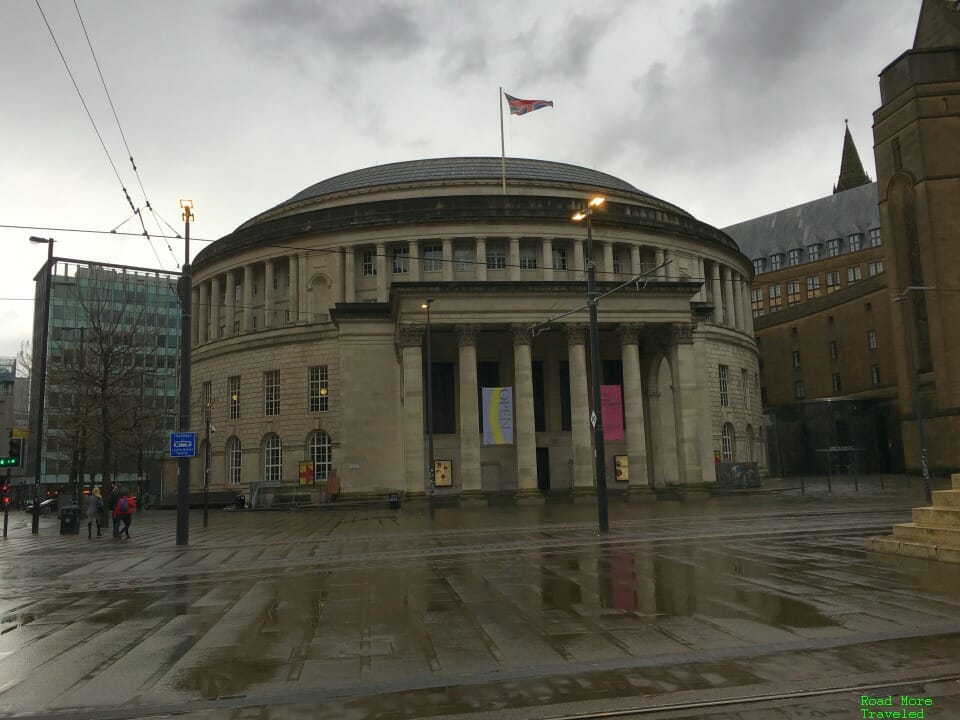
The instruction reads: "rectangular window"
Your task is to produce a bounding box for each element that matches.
[552,247,568,271]
[392,247,410,274]
[228,439,242,485]
[829,341,838,360]
[558,361,571,431]
[235,284,242,302]
[827,238,842,257]
[807,243,822,261]
[454,244,474,271]
[847,266,862,283]
[871,364,881,385]
[787,279,801,306]
[788,248,802,267]
[753,258,766,274]
[202,381,212,423]
[832,374,842,394]
[751,288,764,317]
[848,233,863,252]
[768,284,782,312]
[719,365,729,407]
[229,375,240,420]
[233,319,240,335]
[770,253,784,271]
[264,370,280,416]
[520,250,538,270]
[868,329,877,350]
[486,244,506,270]
[273,275,279,290]
[532,361,546,432]
[309,365,329,412]
[362,249,376,277]
[795,380,805,400]
[806,275,822,298]
[869,228,882,247]
[422,245,442,273]
[868,259,885,277]
[612,252,623,274]
[478,361,500,431]
[791,350,801,370]
[826,271,840,293]
[427,362,456,434]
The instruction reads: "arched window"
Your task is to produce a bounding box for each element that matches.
[226,437,242,485]
[746,424,754,463]
[263,433,282,483]
[721,423,735,461]
[308,431,332,481]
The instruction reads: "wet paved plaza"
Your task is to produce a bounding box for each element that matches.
[2,479,960,719]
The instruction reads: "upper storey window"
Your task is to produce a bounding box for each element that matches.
[869,228,882,247]
[453,244,474,271]
[788,249,802,267]
[552,247,568,271]
[753,258,766,274]
[423,245,442,273]
[392,247,409,274]
[362,249,376,277]
[807,243,822,261]
[486,242,506,271]
[520,248,537,270]
[848,233,863,252]
[827,238,842,257]
[612,251,623,275]
[770,254,784,271]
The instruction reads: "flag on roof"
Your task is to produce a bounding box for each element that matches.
[504,93,554,116]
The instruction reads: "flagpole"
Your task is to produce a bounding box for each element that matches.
[499,86,507,195]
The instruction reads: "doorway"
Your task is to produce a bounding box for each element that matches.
[536,447,551,491]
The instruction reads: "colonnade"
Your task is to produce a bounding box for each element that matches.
[191,240,754,346]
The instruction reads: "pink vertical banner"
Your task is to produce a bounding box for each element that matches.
[601,385,624,441]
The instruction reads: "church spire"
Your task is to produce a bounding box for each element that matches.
[834,119,871,194]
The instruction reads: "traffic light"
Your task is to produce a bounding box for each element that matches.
[0,483,8,508]
[0,432,21,468]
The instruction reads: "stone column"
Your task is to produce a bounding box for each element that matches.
[408,240,420,281]
[264,260,274,328]
[655,248,666,279]
[243,265,253,332]
[542,238,554,281]
[604,242,615,278]
[696,257,706,301]
[742,276,755,335]
[620,324,648,488]
[574,239,585,277]
[711,262,724,325]
[298,253,309,321]
[198,282,208,344]
[566,324,592,487]
[344,247,356,302]
[732,271,745,330]
[398,326,425,493]
[509,237,521,281]
[664,249,673,281]
[630,245,641,277]
[190,288,200,346]
[442,238,453,282]
[722,265,736,329]
[210,276,221,340]
[512,325,537,490]
[670,323,703,484]
[225,271,236,337]
[475,237,487,281]
[376,243,386,301]
[288,255,299,324]
[457,325,481,491]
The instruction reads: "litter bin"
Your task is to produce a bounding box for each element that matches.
[388,493,401,509]
[59,505,81,535]
[235,494,245,510]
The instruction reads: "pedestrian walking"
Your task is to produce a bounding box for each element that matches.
[84,487,103,539]
[120,494,136,539]
[113,491,131,539]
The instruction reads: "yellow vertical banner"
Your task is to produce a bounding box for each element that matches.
[481,387,513,445]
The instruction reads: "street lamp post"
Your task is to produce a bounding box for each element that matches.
[421,299,435,513]
[176,200,193,546]
[572,198,609,533]
[203,405,210,528]
[894,286,935,503]
[29,236,55,535]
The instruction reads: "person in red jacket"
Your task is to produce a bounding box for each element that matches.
[114,492,135,539]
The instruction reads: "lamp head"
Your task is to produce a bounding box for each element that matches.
[179,199,193,209]
[571,211,587,222]
[421,298,434,310]
[589,196,605,208]
[29,236,52,245]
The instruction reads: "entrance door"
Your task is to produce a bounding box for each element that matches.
[536,447,551,491]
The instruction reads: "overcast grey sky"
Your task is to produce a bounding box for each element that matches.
[0,0,919,359]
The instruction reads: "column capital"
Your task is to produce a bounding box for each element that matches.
[396,324,423,348]
[670,322,695,345]
[564,323,587,345]
[456,324,479,347]
[619,323,646,345]
[511,324,532,346]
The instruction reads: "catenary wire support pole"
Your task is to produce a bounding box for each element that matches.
[895,286,935,504]
[422,298,436,518]
[29,236,55,535]
[176,201,193,546]
[203,408,210,528]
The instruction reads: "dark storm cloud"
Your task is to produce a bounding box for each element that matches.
[232,0,423,64]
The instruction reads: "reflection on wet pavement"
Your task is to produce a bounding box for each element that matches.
[0,488,959,718]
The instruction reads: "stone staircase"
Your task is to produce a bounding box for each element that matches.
[865,473,960,563]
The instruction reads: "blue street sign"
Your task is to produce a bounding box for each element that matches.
[170,432,197,458]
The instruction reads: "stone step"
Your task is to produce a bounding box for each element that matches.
[913,506,960,527]
[865,535,960,563]
[933,489,960,508]
[893,522,960,546]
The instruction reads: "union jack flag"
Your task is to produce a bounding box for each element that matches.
[504,92,554,116]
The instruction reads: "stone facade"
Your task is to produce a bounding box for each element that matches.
[189,158,762,502]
